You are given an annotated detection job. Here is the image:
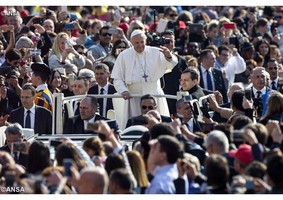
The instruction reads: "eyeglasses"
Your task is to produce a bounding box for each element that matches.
[141,105,155,110]
[117,46,126,49]
[169,14,178,17]
[101,33,112,37]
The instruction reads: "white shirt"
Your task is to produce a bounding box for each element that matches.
[24,105,36,129]
[83,115,96,130]
[73,100,80,114]
[252,86,267,98]
[186,118,194,132]
[98,84,109,118]
[200,65,215,91]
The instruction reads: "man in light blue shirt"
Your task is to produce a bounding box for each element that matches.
[146,135,189,194]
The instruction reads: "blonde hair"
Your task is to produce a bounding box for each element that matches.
[127,20,145,39]
[264,92,283,119]
[49,32,69,60]
[126,150,149,188]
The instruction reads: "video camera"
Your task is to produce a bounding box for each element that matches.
[146,32,172,47]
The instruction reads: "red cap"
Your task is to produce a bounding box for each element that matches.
[179,21,186,29]
[229,144,253,165]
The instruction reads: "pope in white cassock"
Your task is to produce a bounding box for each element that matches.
[111,30,178,128]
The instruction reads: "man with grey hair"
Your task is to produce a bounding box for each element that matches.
[250,67,272,119]
[205,130,236,178]
[0,123,28,167]
[205,130,229,155]
[111,29,178,127]
[78,68,96,87]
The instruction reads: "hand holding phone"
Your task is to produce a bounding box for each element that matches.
[33,17,44,25]
[244,89,252,100]
[223,23,235,29]
[63,158,73,177]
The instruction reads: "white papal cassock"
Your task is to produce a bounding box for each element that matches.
[111,45,178,129]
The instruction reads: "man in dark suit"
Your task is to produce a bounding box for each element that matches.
[88,63,116,118]
[64,95,111,134]
[180,68,205,100]
[9,83,52,135]
[0,123,28,168]
[160,30,188,115]
[198,49,228,103]
[265,58,280,91]
[250,67,272,119]
[176,98,202,133]
[125,94,172,128]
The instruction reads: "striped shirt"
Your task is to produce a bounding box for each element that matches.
[34,89,53,112]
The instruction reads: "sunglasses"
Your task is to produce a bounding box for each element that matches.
[141,105,155,110]
[101,33,112,37]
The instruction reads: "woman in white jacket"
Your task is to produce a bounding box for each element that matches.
[48,32,85,70]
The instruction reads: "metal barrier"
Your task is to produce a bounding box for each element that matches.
[52,93,178,135]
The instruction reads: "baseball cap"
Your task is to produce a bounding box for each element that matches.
[229,144,253,165]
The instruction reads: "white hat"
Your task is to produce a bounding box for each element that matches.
[130,29,145,39]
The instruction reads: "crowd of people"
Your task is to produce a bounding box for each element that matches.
[0,5,283,194]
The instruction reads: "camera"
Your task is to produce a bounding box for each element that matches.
[146,32,172,47]
[45,9,52,17]
[183,94,192,103]
[33,17,44,25]
[30,48,41,56]
[244,89,252,101]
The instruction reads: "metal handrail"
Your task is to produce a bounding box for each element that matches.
[52,93,179,135]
